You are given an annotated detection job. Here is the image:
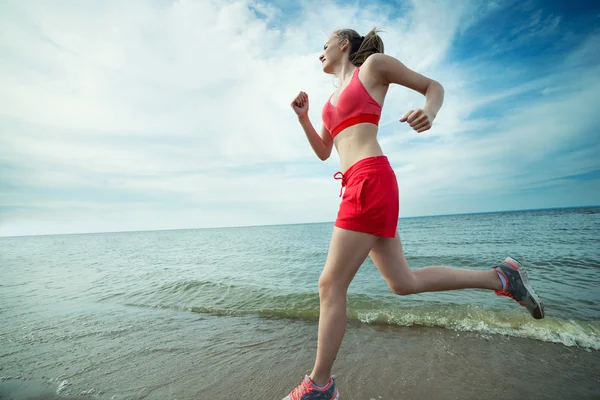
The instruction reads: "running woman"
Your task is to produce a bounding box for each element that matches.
[285,28,544,400]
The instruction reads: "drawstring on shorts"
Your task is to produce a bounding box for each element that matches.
[333,171,346,197]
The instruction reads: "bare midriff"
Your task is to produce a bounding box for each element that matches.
[333,123,383,173]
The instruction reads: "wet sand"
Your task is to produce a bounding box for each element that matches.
[1,308,599,400]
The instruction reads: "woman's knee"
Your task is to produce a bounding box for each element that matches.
[318,274,347,300]
[389,275,419,296]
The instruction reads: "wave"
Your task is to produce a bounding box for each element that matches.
[114,280,599,351]
[125,299,600,351]
[198,305,598,350]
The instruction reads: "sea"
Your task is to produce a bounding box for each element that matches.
[1,206,599,399]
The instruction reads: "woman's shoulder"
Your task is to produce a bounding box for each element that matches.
[362,53,437,94]
[362,53,399,73]
[360,53,397,85]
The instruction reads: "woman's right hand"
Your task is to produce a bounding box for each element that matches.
[290,91,309,117]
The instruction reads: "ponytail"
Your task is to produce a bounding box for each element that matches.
[335,27,384,66]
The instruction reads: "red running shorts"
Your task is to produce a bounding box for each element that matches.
[333,155,399,238]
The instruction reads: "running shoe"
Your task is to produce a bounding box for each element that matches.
[282,375,339,400]
[493,256,545,319]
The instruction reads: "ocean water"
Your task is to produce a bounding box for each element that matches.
[1,207,599,398]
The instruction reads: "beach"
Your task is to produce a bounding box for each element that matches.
[1,311,598,399]
[1,207,599,399]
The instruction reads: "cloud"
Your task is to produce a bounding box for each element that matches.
[0,0,598,236]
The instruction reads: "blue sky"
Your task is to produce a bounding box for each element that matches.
[1,0,599,236]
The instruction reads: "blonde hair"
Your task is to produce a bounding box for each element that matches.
[335,27,384,66]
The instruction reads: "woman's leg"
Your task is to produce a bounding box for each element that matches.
[369,231,502,295]
[309,226,380,386]
[369,230,545,320]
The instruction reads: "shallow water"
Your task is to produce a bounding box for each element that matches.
[1,207,599,398]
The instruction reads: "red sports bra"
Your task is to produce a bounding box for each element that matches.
[322,67,382,139]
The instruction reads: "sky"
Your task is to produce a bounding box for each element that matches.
[1,0,599,237]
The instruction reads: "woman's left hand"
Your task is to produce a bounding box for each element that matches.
[400,108,434,133]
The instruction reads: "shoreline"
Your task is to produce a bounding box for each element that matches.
[2,313,598,400]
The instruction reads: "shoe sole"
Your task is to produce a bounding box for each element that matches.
[505,256,545,319]
[281,390,339,400]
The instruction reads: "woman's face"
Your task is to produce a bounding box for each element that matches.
[319,34,347,74]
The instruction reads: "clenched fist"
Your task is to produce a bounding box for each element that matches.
[291,91,309,117]
[400,108,434,133]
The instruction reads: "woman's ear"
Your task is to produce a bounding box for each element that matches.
[339,39,349,53]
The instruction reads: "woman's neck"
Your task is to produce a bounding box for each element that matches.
[336,61,356,87]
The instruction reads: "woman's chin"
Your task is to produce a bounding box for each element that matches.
[321,63,334,74]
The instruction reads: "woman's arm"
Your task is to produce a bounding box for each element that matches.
[366,53,444,132]
[291,91,334,160]
[298,115,334,161]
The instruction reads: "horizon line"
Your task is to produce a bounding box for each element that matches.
[1,204,598,239]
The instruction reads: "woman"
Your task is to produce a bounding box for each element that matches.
[284,28,544,400]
